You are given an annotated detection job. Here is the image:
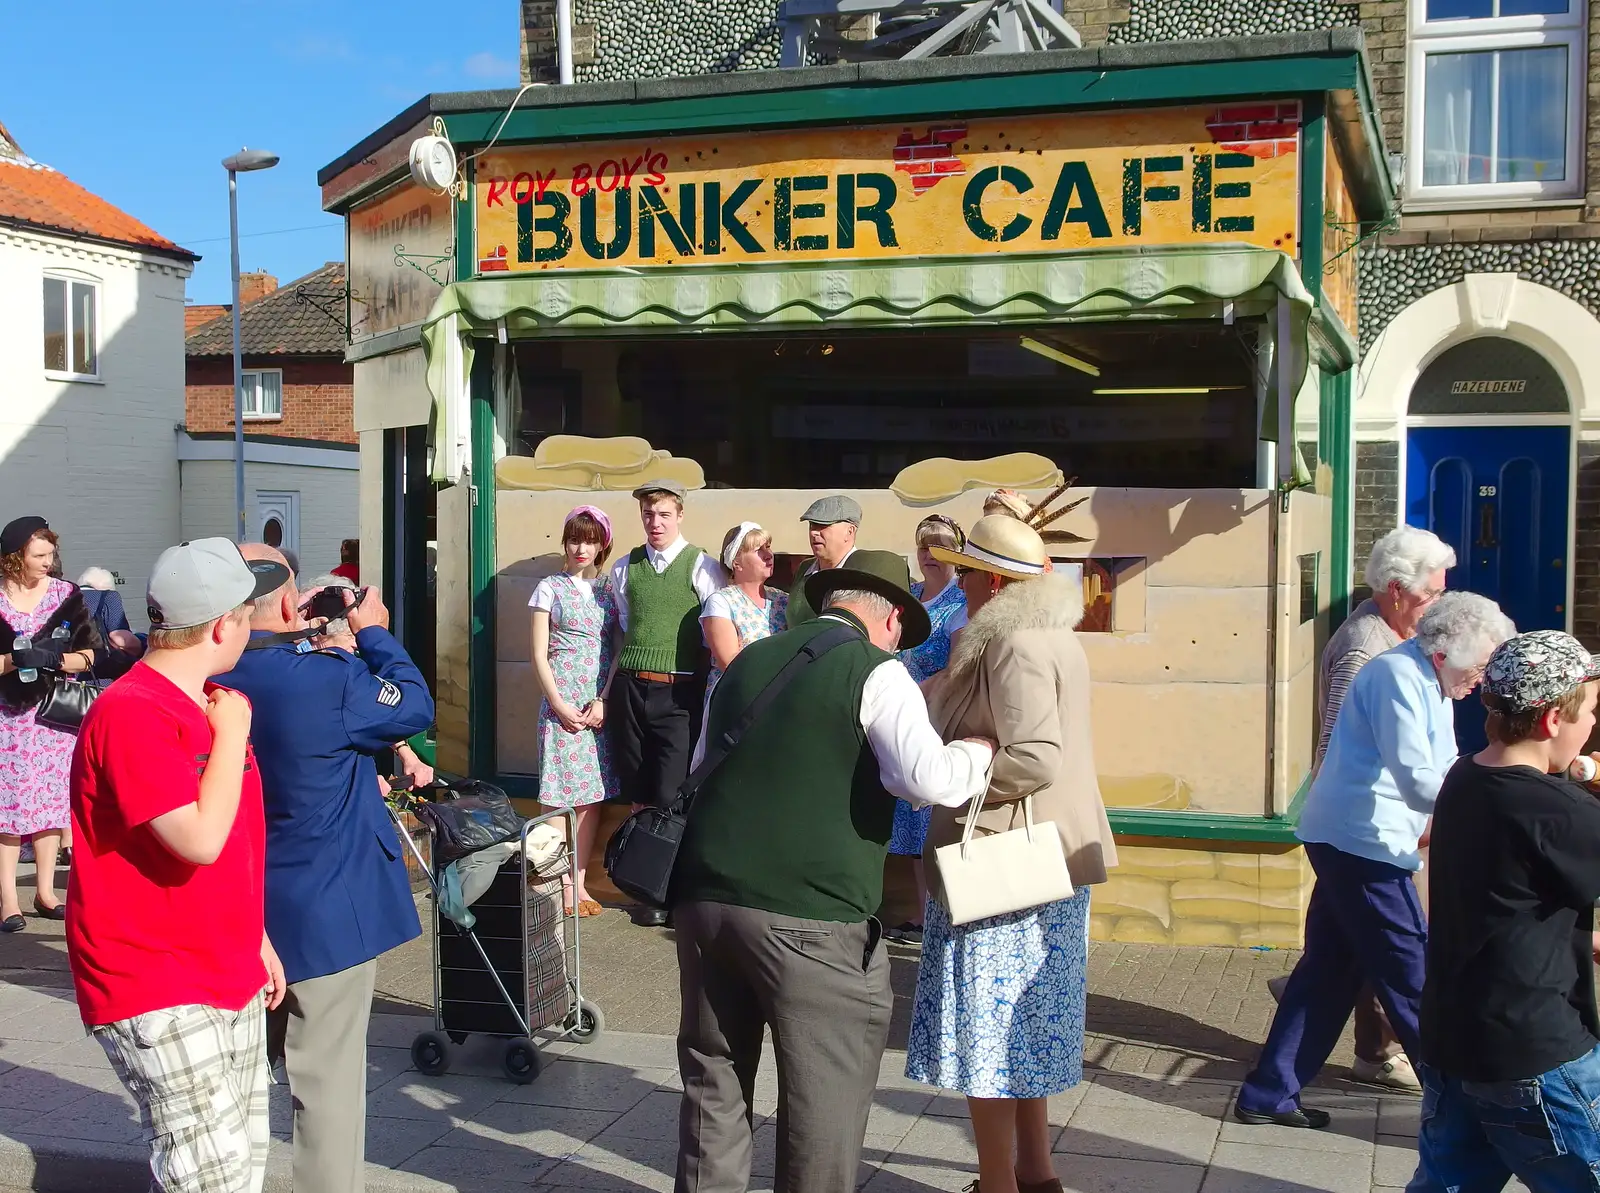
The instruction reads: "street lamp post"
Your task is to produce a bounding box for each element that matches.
[222,148,280,543]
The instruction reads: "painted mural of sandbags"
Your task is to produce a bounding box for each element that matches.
[1098,775,1192,811]
[1170,879,1305,926]
[889,452,1062,506]
[1093,874,1171,929]
[1112,845,1216,883]
[495,434,706,492]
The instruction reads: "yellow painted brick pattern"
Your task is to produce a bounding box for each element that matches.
[1090,842,1313,948]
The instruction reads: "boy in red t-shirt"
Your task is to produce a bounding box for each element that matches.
[68,538,292,1193]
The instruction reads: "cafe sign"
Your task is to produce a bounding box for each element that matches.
[474,103,1301,273]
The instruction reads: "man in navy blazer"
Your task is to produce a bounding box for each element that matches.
[222,547,434,1193]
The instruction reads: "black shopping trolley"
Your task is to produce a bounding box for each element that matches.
[384,777,603,1084]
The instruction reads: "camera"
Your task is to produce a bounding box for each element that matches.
[304,585,366,626]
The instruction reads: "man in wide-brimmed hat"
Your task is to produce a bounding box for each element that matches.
[671,549,994,1193]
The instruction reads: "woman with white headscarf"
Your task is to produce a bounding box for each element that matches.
[691,523,788,768]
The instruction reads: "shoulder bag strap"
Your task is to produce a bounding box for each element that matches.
[673,621,858,812]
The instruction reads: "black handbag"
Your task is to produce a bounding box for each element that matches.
[35,675,99,735]
[411,778,525,863]
[605,623,857,908]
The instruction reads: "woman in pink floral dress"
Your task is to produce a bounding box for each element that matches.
[529,507,620,916]
[0,517,104,932]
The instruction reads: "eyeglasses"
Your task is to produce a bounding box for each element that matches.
[1418,586,1446,602]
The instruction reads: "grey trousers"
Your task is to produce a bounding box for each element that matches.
[266,957,378,1193]
[674,901,891,1193]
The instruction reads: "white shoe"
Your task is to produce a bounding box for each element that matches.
[1351,1053,1422,1092]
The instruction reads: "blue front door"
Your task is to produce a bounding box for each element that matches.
[1405,425,1569,751]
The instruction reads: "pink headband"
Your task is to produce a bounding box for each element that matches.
[566,505,612,548]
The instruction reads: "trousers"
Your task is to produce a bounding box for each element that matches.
[266,958,378,1193]
[1239,842,1427,1115]
[612,671,704,809]
[1409,1042,1600,1193]
[674,900,892,1193]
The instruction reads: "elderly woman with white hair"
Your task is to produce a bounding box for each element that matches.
[1289,525,1456,1091]
[1236,591,1515,1130]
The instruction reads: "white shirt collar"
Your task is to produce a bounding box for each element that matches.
[647,536,689,567]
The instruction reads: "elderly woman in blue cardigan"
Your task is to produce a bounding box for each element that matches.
[1235,590,1515,1130]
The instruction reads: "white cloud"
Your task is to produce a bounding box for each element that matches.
[464,51,516,81]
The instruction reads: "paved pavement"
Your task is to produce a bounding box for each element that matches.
[0,885,1466,1192]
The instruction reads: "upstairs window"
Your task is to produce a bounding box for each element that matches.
[43,275,98,378]
[241,369,283,420]
[1408,0,1584,203]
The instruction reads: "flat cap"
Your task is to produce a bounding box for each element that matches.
[800,495,863,526]
[631,479,688,502]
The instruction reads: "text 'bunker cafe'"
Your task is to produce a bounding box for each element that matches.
[323,31,1393,948]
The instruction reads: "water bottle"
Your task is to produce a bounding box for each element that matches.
[13,636,34,684]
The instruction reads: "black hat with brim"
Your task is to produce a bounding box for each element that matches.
[804,549,932,651]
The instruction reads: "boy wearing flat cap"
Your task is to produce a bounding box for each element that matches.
[786,494,861,627]
[1411,630,1600,1190]
[608,481,722,927]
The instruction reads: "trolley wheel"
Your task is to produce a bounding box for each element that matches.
[411,1031,451,1077]
[502,1038,542,1084]
[447,1031,469,1046]
[569,999,605,1045]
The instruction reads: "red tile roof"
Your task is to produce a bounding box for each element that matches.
[0,159,195,259]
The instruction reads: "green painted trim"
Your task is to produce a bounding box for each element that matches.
[1326,366,1355,622]
[1286,771,1314,822]
[1106,808,1301,843]
[1298,95,1325,299]
[467,348,498,779]
[440,57,1364,149]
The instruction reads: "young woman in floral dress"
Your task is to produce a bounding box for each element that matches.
[691,522,787,769]
[529,507,621,916]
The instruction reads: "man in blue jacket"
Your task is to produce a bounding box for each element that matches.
[222,546,434,1193]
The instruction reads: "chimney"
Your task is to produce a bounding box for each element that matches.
[238,272,278,306]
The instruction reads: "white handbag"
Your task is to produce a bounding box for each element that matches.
[935,793,1074,926]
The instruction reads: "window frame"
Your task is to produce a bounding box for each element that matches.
[239,368,284,421]
[42,271,102,382]
[1405,0,1586,206]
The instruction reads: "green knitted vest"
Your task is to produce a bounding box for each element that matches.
[673,613,896,921]
[617,545,706,674]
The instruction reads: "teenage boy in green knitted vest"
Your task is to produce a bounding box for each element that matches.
[672,550,995,1193]
[606,481,721,927]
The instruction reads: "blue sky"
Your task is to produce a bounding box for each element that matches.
[1,2,519,303]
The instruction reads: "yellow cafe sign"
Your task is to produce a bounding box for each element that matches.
[474,102,1302,273]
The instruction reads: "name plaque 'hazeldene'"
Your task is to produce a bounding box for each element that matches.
[474,103,1302,273]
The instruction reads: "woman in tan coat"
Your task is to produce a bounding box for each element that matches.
[904,511,1117,1193]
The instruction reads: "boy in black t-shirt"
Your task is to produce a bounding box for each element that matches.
[1412,630,1600,1193]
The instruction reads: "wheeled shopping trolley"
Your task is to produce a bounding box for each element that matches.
[385,789,604,1084]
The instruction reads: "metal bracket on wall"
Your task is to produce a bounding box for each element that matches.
[294,286,349,336]
[393,244,453,286]
[1322,210,1399,275]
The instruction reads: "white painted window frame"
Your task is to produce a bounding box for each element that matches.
[42,270,101,383]
[1405,0,1585,206]
[240,367,284,421]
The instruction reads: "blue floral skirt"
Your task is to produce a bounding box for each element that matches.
[905,888,1091,1099]
[887,799,932,856]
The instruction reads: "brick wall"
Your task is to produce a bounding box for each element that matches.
[1576,442,1600,649]
[186,355,356,444]
[1351,440,1399,602]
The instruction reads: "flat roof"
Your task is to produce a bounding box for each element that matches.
[321,30,1390,218]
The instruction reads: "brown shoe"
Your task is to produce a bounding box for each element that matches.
[1018,1178,1064,1193]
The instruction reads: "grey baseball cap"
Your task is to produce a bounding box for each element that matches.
[147,538,290,630]
[801,495,863,527]
[631,479,688,502]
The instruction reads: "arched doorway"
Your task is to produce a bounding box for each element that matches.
[1404,336,1570,748]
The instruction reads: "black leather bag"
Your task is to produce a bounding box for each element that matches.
[605,623,856,908]
[35,675,99,735]
[412,779,525,863]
